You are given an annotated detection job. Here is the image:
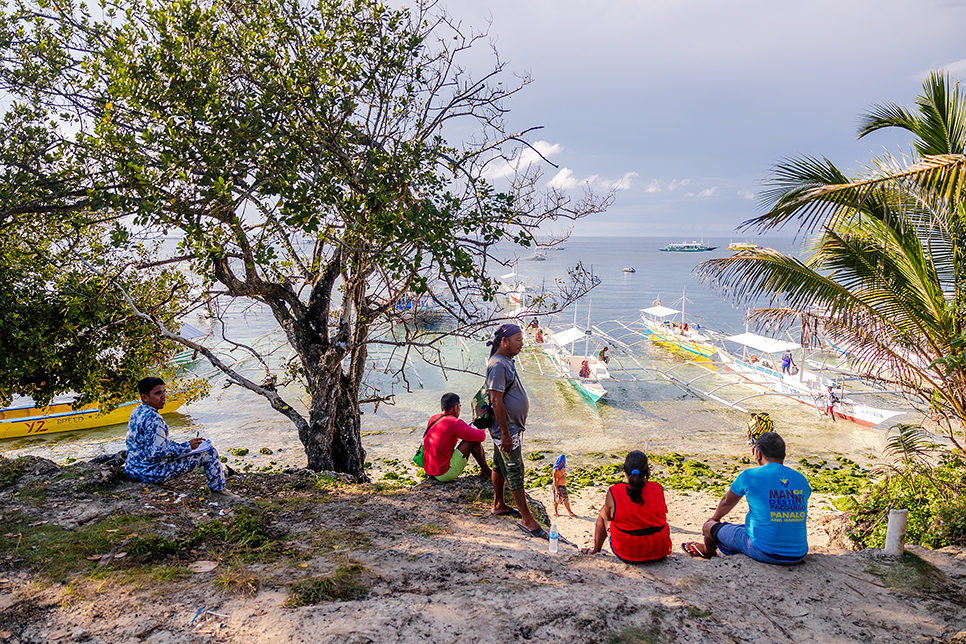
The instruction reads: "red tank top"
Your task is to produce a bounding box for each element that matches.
[609,482,672,562]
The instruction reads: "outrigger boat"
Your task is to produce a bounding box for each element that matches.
[0,393,187,440]
[727,241,759,251]
[540,325,612,402]
[716,332,904,427]
[639,292,718,361]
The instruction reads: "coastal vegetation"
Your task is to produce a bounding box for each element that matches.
[0,0,608,477]
[698,72,966,548]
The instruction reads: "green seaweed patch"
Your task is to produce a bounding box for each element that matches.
[798,456,870,495]
[525,463,623,492]
[229,448,249,457]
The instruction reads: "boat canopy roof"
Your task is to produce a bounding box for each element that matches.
[641,305,680,318]
[551,327,588,347]
[725,332,800,354]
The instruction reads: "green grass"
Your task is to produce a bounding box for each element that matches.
[0,513,154,581]
[865,552,947,594]
[287,562,367,606]
[0,456,28,486]
[409,523,448,537]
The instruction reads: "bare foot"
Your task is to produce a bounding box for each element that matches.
[580,547,598,555]
[569,512,578,517]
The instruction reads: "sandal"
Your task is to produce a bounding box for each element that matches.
[681,542,712,560]
[518,523,549,540]
[493,508,522,518]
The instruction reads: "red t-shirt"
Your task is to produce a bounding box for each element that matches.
[422,413,486,476]
[609,482,672,562]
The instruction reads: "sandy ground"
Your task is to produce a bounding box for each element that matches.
[2,459,966,644]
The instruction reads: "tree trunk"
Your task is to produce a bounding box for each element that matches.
[300,359,368,480]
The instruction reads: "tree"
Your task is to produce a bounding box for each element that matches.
[697,72,966,448]
[0,104,194,409]
[0,0,608,476]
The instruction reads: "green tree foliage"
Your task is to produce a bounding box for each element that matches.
[697,72,966,449]
[0,0,608,475]
[0,104,189,408]
[848,426,966,549]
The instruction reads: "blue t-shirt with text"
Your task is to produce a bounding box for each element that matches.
[731,462,810,558]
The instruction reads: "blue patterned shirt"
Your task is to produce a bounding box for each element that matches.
[124,403,190,479]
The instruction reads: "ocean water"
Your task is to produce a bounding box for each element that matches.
[0,236,915,471]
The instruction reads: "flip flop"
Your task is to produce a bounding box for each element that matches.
[681,541,712,560]
[493,508,522,518]
[518,523,549,540]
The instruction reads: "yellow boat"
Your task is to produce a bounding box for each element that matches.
[0,394,186,440]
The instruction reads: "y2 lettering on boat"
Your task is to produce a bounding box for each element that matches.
[25,420,48,434]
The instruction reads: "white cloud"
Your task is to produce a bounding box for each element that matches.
[668,179,691,191]
[644,179,662,193]
[483,140,564,180]
[598,171,638,191]
[547,168,578,189]
[684,187,718,198]
[939,57,966,82]
[738,189,755,200]
[546,169,637,191]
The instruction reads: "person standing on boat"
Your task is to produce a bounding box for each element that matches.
[781,349,796,376]
[124,377,240,500]
[486,324,546,539]
[683,432,810,564]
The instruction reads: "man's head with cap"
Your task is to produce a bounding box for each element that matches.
[487,323,524,358]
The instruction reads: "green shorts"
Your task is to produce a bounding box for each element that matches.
[492,445,525,492]
[432,450,468,483]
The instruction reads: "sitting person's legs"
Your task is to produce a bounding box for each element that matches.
[150,449,227,492]
[433,449,469,482]
[711,522,804,565]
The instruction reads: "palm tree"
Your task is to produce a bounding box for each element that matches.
[698,72,966,448]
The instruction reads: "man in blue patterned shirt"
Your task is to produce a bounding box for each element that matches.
[124,377,240,499]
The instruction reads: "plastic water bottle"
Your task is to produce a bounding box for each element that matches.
[549,523,558,553]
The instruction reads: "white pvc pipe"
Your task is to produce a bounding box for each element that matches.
[884,509,908,557]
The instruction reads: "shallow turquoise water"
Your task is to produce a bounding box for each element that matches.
[0,236,918,471]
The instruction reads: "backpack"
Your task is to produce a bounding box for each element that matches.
[471,363,516,429]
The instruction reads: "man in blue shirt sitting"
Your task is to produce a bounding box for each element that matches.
[683,432,810,564]
[124,377,240,500]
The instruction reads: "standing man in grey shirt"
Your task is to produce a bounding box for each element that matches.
[486,323,547,539]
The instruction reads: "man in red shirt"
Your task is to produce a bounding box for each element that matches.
[423,393,493,482]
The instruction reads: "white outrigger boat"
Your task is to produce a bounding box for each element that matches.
[717,332,905,427]
[526,304,613,403]
[537,326,611,402]
[639,291,718,361]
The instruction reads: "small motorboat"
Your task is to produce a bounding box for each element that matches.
[1,393,187,439]
[622,267,636,273]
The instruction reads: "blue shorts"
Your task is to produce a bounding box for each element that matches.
[711,523,806,565]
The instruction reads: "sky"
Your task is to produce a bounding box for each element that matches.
[423,0,966,237]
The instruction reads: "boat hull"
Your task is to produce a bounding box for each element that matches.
[0,395,187,439]
[719,356,902,427]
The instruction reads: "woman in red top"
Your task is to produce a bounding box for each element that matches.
[580,451,672,562]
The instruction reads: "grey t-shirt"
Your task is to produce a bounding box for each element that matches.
[485,353,529,440]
